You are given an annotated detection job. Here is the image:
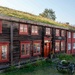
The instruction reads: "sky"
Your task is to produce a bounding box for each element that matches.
[0,0,75,25]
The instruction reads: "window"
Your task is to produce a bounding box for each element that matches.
[0,43,9,62]
[55,41,60,51]
[68,32,71,38]
[46,28,51,35]
[73,43,75,49]
[56,29,60,36]
[73,33,75,38]
[61,30,65,36]
[31,26,38,35]
[20,41,31,58]
[0,20,2,33]
[33,41,41,56]
[61,41,65,51]
[2,45,7,60]
[19,24,28,35]
[68,43,71,50]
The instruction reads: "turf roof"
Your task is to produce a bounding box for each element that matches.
[0,6,75,30]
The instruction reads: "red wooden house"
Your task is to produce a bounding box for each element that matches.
[0,6,75,70]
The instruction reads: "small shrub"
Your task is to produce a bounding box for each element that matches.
[57,54,73,61]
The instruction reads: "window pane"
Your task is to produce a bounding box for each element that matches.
[36,44,40,53]
[32,26,38,34]
[73,33,75,38]
[46,28,50,35]
[20,24,28,34]
[35,26,38,31]
[20,25,23,32]
[25,44,30,55]
[23,25,27,32]
[35,30,38,33]
[32,26,35,33]
[56,29,59,36]
[61,42,65,50]
[55,42,59,51]
[2,45,7,60]
[68,32,71,38]
[33,43,41,54]
[61,30,64,36]
[33,44,37,53]
[21,43,30,56]
[73,43,75,49]
[68,43,71,50]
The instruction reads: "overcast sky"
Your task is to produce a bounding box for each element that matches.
[0,0,75,25]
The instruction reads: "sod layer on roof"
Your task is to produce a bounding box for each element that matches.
[0,6,75,30]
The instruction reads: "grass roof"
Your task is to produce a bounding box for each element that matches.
[0,6,75,30]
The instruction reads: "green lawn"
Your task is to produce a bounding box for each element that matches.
[0,65,68,75]
[0,54,75,75]
[0,62,74,75]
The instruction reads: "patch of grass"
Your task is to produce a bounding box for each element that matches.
[57,53,74,61]
[0,58,75,75]
[0,60,53,75]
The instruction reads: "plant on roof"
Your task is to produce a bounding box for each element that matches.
[0,6,75,30]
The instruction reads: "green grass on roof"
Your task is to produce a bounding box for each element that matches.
[0,6,75,30]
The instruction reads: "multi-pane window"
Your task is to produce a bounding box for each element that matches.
[19,24,28,34]
[32,26,38,35]
[73,43,75,49]
[0,43,9,62]
[73,33,75,38]
[55,41,60,51]
[68,43,71,50]
[33,41,41,55]
[61,41,65,51]
[61,30,65,36]
[56,29,60,36]
[21,42,31,58]
[46,28,51,35]
[0,20,2,33]
[68,32,71,38]
[2,45,7,60]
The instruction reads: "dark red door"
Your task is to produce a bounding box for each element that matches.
[44,42,51,57]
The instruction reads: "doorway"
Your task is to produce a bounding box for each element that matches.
[44,41,51,57]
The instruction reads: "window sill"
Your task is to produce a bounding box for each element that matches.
[19,33,28,35]
[55,50,60,52]
[33,53,41,56]
[0,59,9,63]
[20,55,30,58]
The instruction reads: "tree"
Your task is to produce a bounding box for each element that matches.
[39,8,56,20]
